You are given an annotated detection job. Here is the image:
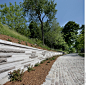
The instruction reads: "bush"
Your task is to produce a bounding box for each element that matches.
[78,53,84,57]
[9,69,24,81]
[47,61,50,63]
[28,66,35,72]
[69,48,76,53]
[7,38,12,42]
[25,42,28,46]
[35,63,40,67]
[40,61,43,64]
[18,40,21,44]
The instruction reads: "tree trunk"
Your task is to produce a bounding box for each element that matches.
[41,22,44,45]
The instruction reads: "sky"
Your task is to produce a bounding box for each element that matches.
[0,0,84,27]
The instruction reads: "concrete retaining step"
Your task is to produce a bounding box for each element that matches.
[0,53,28,58]
[0,48,25,53]
[0,39,43,51]
[0,39,63,85]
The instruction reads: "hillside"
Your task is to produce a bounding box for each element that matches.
[0,23,51,51]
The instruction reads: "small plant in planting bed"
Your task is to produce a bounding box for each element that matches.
[46,58,49,60]
[31,45,33,47]
[46,63,48,65]
[49,58,53,61]
[47,61,50,63]
[7,38,12,42]
[8,69,24,81]
[28,66,35,72]
[35,63,40,67]
[52,57,56,60]
[25,42,28,46]
[18,40,21,44]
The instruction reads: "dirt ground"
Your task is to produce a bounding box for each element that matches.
[4,56,59,85]
[0,34,59,85]
[0,34,43,49]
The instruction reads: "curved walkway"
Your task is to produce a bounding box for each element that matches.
[42,53,84,85]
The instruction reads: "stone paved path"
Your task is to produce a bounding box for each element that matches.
[42,53,84,85]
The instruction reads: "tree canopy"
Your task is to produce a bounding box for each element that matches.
[62,21,79,47]
[22,0,57,44]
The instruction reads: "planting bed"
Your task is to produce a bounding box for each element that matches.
[4,56,60,85]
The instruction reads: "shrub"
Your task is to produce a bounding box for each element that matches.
[46,64,48,65]
[28,66,35,72]
[35,63,40,67]
[9,69,24,81]
[52,57,56,60]
[18,40,21,44]
[25,42,28,46]
[46,58,49,60]
[47,61,50,63]
[49,58,53,61]
[7,38,12,42]
[40,61,43,64]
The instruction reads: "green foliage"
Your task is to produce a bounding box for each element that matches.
[18,40,21,44]
[44,19,69,51]
[49,56,56,61]
[78,53,84,57]
[23,0,57,44]
[69,48,76,53]
[0,2,29,36]
[28,21,41,39]
[7,38,12,42]
[40,60,46,64]
[25,42,27,46]
[46,58,49,60]
[0,23,34,44]
[27,66,35,72]
[35,63,40,67]
[62,21,79,47]
[9,69,24,81]
[40,61,43,64]
[74,25,85,53]
[47,61,50,63]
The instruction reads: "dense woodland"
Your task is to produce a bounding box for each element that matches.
[0,0,85,53]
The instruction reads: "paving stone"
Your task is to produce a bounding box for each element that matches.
[42,53,84,85]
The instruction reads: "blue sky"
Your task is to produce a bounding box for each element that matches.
[0,0,84,27]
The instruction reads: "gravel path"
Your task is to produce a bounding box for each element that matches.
[42,53,84,85]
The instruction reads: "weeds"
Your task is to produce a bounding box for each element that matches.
[18,40,21,44]
[28,66,35,72]
[40,61,43,64]
[46,64,48,65]
[7,38,12,42]
[35,63,40,67]
[47,61,50,63]
[46,58,49,60]
[9,69,24,81]
[25,42,28,46]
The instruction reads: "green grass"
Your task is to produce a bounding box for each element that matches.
[0,23,33,43]
[0,23,51,50]
[0,23,65,52]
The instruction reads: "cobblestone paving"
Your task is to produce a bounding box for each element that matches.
[42,53,84,85]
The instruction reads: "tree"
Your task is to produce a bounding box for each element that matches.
[62,21,79,47]
[44,20,69,50]
[74,25,85,53]
[28,21,42,39]
[22,0,57,45]
[0,2,28,36]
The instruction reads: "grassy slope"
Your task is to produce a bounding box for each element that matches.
[0,23,50,50]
